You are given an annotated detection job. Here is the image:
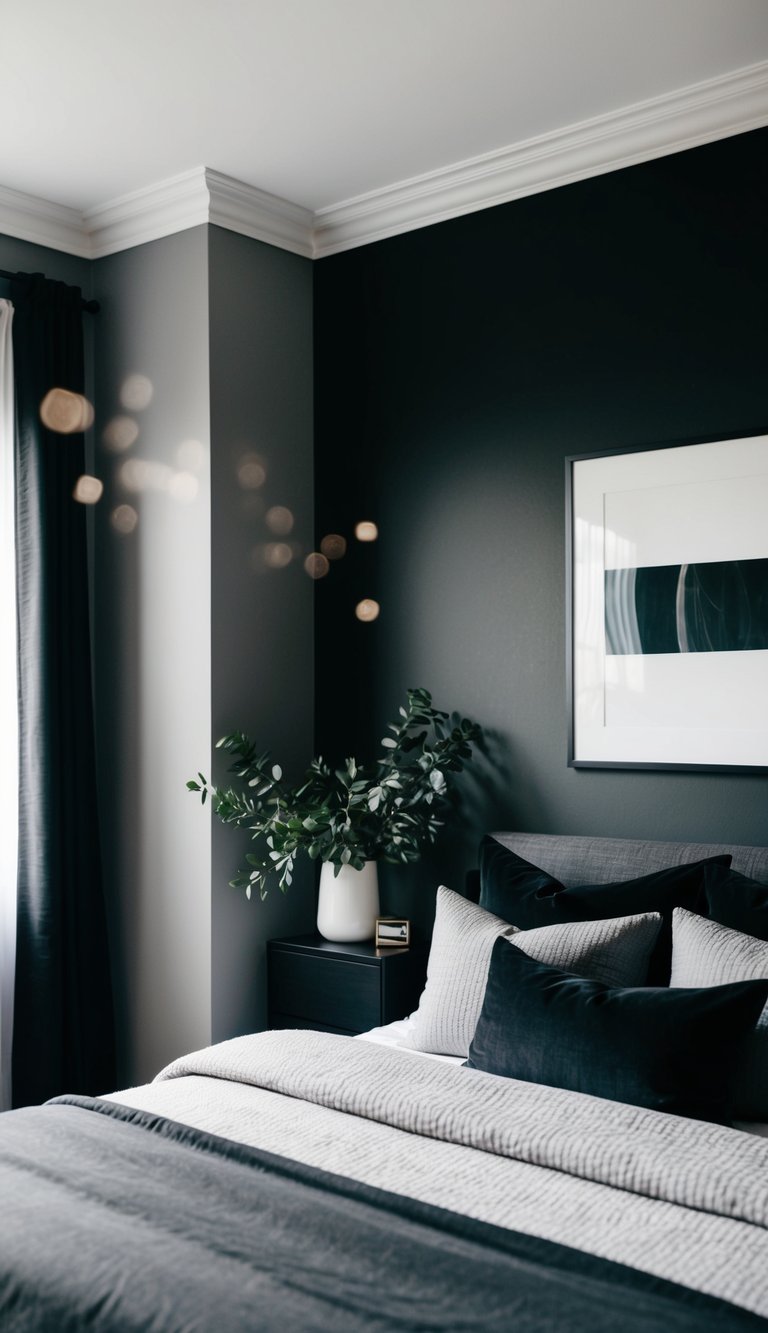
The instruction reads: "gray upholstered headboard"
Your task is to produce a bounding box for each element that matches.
[488,832,768,887]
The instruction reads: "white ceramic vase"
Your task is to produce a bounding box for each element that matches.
[317,860,380,943]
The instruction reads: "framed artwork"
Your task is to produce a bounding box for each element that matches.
[566,432,768,772]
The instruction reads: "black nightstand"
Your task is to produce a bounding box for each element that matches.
[267,935,427,1036]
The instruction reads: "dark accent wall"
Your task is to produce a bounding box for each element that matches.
[314,129,768,930]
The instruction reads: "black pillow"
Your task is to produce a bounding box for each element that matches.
[465,937,768,1123]
[478,836,732,982]
[702,862,768,941]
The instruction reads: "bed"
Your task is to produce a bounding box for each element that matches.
[2,832,768,1331]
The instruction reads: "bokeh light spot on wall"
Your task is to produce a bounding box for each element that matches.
[168,471,199,503]
[119,458,172,493]
[111,504,138,535]
[73,474,103,505]
[237,452,267,490]
[355,521,378,542]
[40,388,95,434]
[119,373,154,411]
[304,552,330,579]
[320,533,346,560]
[355,599,380,622]
[176,438,205,471]
[264,542,293,569]
[102,415,139,452]
[266,505,294,536]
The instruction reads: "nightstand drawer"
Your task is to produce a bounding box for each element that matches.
[268,951,380,1032]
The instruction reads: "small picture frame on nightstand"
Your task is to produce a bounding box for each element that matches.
[375,917,410,948]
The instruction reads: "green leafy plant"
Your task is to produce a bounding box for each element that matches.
[188,687,482,900]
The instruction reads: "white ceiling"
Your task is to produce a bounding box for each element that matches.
[3,0,768,256]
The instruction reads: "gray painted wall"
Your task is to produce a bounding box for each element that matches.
[208,225,315,1042]
[0,235,93,292]
[93,228,213,1085]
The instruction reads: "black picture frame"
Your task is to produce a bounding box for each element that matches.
[566,430,768,773]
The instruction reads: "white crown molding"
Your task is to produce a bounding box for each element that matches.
[312,58,768,256]
[0,183,90,258]
[83,168,211,258]
[205,170,313,259]
[0,60,767,263]
[0,168,314,262]
[85,167,314,260]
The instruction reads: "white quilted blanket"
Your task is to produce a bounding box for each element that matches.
[108,1029,768,1317]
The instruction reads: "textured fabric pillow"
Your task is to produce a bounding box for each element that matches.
[700,863,768,941]
[466,937,768,1122]
[671,908,768,1121]
[408,886,661,1057]
[478,835,732,982]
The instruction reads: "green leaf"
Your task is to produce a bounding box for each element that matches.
[191,688,482,903]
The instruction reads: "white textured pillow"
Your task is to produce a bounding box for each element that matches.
[408,886,662,1057]
[671,908,768,1120]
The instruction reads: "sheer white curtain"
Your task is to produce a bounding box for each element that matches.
[0,298,17,1112]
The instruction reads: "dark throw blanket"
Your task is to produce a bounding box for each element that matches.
[0,1096,762,1332]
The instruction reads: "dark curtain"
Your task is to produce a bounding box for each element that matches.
[12,274,115,1107]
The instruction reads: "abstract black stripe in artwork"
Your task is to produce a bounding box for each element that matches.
[605,558,768,655]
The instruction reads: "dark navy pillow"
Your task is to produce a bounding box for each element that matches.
[466,938,768,1123]
[702,862,768,942]
[478,836,732,982]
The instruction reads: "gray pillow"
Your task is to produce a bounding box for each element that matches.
[671,908,768,1121]
[408,886,661,1057]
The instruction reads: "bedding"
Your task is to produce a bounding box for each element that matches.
[3,830,768,1330]
[362,1020,768,1140]
[407,885,661,1056]
[362,1019,768,1138]
[671,907,768,1120]
[95,1028,768,1325]
[93,1018,768,1322]
[466,935,768,1121]
[479,834,731,980]
[701,862,768,940]
[1,1070,765,1333]
[478,835,730,927]
[2,1034,768,1330]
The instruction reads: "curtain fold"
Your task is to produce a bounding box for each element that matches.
[0,299,17,1113]
[12,274,115,1107]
